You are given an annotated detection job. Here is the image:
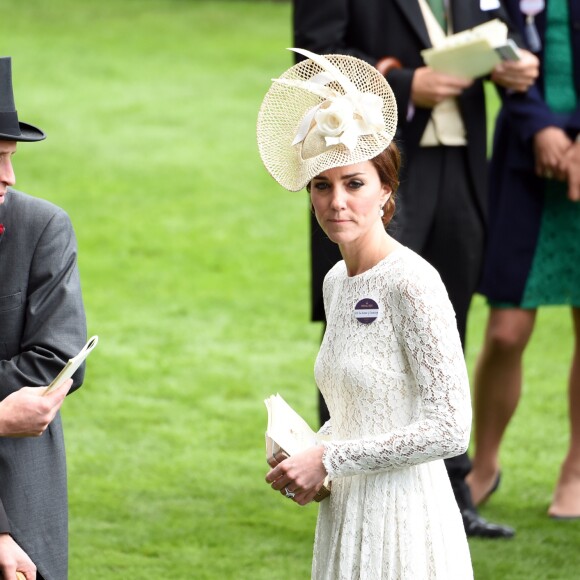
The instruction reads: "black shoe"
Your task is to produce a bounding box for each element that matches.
[462,509,515,539]
[478,470,502,505]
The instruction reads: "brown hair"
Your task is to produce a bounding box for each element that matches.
[370,140,401,226]
[307,140,401,227]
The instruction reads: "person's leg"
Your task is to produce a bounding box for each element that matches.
[417,150,483,498]
[445,453,474,512]
[467,307,536,505]
[411,149,516,536]
[548,307,580,518]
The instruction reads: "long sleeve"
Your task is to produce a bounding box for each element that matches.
[317,418,333,438]
[0,201,87,399]
[497,0,580,144]
[321,265,472,479]
[503,85,580,146]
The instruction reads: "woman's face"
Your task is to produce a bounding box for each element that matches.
[310,160,391,247]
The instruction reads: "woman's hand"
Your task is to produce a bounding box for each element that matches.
[533,127,572,181]
[558,141,580,202]
[265,445,328,506]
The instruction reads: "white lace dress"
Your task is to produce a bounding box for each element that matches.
[312,246,473,580]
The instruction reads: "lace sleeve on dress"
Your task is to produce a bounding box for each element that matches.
[317,418,333,438]
[322,269,472,479]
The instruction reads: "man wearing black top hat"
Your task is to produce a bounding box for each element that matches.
[0,56,86,580]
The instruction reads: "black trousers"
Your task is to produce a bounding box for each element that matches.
[317,146,484,512]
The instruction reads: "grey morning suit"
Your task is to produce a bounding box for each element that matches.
[0,188,86,580]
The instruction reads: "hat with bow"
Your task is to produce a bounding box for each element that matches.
[257,48,397,192]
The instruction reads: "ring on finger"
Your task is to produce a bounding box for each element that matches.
[284,486,296,499]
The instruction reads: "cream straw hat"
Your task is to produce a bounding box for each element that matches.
[257,48,397,192]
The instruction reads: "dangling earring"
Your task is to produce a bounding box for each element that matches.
[379,205,385,218]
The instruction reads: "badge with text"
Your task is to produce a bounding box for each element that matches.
[354,298,380,324]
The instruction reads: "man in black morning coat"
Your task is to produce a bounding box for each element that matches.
[293,0,539,538]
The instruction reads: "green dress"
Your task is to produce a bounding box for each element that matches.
[520,0,580,307]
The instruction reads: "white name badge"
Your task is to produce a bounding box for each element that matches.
[354,298,380,324]
[520,0,545,15]
[480,0,501,10]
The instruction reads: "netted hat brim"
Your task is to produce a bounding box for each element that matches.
[257,53,397,192]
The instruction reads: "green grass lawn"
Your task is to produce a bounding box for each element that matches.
[3,0,579,577]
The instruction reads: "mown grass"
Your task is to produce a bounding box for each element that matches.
[3,0,578,577]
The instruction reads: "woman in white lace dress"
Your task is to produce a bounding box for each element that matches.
[258,49,473,579]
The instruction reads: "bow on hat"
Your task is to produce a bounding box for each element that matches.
[257,47,397,191]
[273,48,390,153]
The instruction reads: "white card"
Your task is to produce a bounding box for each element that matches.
[43,336,99,395]
[481,0,501,10]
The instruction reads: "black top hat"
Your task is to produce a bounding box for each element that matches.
[0,57,45,142]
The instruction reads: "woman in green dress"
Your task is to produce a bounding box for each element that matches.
[468,0,580,519]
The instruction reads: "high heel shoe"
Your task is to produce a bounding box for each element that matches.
[479,471,501,505]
